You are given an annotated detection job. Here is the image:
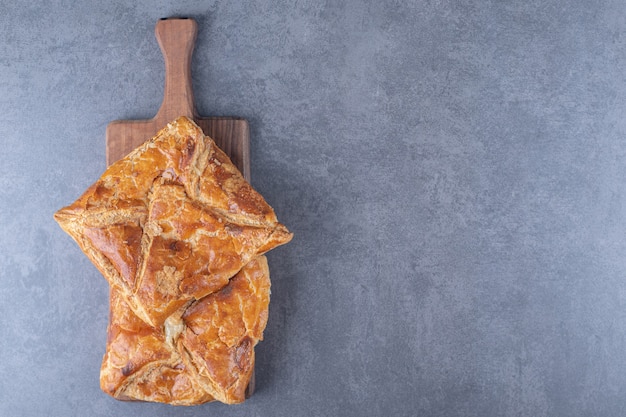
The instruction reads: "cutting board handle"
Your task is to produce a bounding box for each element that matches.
[154,18,198,122]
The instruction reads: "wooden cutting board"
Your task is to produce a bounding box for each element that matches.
[106,17,250,182]
[105,17,254,398]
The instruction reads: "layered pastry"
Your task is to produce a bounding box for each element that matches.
[55,116,291,405]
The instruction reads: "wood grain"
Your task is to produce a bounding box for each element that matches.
[105,17,254,398]
[106,17,250,182]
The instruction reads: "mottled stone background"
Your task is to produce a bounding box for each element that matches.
[2,1,626,416]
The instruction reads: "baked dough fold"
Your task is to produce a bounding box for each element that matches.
[100,256,270,405]
[54,117,291,405]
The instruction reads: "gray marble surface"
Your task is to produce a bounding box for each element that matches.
[2,0,626,416]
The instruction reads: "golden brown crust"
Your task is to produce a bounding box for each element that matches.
[100,257,270,405]
[180,256,271,403]
[100,286,211,406]
[54,117,292,405]
[54,116,292,327]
